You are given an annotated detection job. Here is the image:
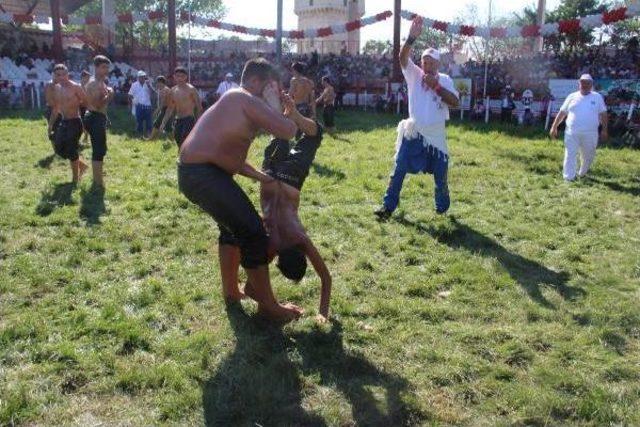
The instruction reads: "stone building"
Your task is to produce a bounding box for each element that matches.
[294,0,365,55]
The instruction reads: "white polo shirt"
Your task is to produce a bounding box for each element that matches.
[216,80,239,96]
[559,90,607,134]
[128,80,152,106]
[402,59,458,130]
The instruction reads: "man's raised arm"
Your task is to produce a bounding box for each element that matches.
[400,16,423,69]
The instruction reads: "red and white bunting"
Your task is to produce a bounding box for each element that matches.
[0,9,392,40]
[401,4,640,39]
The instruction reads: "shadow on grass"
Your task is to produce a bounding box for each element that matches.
[452,119,550,140]
[35,153,57,169]
[397,216,585,309]
[0,109,47,121]
[80,184,106,226]
[497,150,559,176]
[36,182,75,216]
[585,176,640,197]
[202,304,426,426]
[311,162,346,181]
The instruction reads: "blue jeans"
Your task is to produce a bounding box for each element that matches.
[135,104,152,136]
[382,134,450,214]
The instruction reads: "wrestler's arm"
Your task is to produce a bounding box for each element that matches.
[310,83,317,118]
[245,95,297,140]
[48,88,60,132]
[239,162,276,184]
[315,87,326,105]
[77,83,88,108]
[302,238,332,321]
[192,86,203,117]
[160,90,175,129]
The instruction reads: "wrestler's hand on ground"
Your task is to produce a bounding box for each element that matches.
[315,314,329,324]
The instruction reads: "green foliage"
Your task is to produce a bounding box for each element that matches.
[0,109,639,424]
[363,39,392,56]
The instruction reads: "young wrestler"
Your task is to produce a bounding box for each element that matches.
[83,55,114,187]
[316,76,336,133]
[148,75,172,140]
[49,64,89,183]
[289,62,316,119]
[177,58,302,322]
[160,67,203,148]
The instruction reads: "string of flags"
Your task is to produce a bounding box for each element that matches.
[400,4,640,39]
[0,9,393,40]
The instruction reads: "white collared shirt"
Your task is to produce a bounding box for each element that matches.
[402,59,458,129]
[128,80,152,106]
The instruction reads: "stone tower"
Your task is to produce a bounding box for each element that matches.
[294,0,365,55]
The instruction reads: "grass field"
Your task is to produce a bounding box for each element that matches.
[1,108,639,426]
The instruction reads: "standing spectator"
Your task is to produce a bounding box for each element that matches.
[128,70,153,138]
[500,86,515,122]
[549,74,608,182]
[520,89,534,125]
[215,72,239,98]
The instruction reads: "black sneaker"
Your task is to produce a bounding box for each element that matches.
[374,207,392,221]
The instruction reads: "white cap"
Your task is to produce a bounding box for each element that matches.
[225,72,233,78]
[579,73,593,81]
[137,70,146,77]
[421,48,440,61]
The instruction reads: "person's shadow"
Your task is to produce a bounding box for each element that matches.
[35,153,56,169]
[290,321,426,426]
[36,182,76,216]
[80,184,106,226]
[397,216,585,309]
[202,305,424,426]
[311,162,346,182]
[202,303,324,426]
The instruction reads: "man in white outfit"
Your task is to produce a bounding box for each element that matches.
[375,16,459,220]
[549,74,608,181]
[216,72,239,98]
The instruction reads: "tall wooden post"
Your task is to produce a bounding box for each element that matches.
[276,0,283,64]
[50,0,64,61]
[392,0,401,82]
[535,0,546,52]
[168,0,177,74]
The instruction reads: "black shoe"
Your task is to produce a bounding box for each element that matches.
[374,207,392,221]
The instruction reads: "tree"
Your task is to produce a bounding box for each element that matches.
[515,0,613,52]
[362,39,392,56]
[72,0,225,52]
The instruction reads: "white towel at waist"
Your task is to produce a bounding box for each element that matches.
[394,119,448,159]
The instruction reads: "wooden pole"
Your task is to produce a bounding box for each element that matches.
[50,0,63,61]
[168,0,177,74]
[392,0,401,82]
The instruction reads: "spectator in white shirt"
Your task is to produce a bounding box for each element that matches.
[549,74,608,181]
[128,70,153,137]
[215,73,239,99]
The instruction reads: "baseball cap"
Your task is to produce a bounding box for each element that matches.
[579,73,593,81]
[421,48,441,61]
[137,70,147,77]
[225,72,233,78]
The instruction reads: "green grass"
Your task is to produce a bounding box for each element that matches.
[1,108,639,426]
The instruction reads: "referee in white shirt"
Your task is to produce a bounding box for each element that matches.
[215,73,239,99]
[128,70,154,138]
[550,74,608,181]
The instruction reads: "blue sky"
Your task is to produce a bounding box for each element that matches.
[190,0,563,41]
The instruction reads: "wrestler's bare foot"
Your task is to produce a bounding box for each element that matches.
[257,302,303,323]
[223,290,246,304]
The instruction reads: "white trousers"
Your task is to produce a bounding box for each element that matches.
[563,132,598,181]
